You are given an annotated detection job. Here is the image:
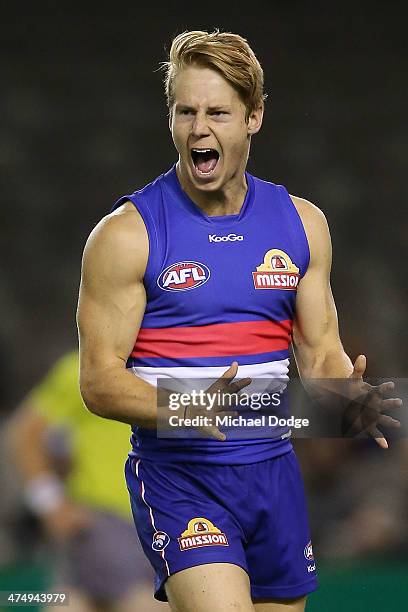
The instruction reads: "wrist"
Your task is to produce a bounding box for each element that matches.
[24,474,64,516]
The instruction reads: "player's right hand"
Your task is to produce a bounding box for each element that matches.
[184,361,252,441]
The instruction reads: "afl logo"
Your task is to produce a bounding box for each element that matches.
[157,261,211,292]
[152,531,170,552]
[304,541,314,561]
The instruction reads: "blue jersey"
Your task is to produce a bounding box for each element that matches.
[112,165,310,464]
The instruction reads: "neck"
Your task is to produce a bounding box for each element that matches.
[176,162,248,217]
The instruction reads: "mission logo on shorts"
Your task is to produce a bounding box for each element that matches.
[178,518,229,551]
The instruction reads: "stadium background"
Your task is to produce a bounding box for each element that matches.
[1,2,407,611]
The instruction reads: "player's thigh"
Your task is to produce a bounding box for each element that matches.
[253,595,307,612]
[165,562,255,612]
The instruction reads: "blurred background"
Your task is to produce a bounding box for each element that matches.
[1,2,407,611]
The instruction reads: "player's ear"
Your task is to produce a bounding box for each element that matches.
[247,103,264,135]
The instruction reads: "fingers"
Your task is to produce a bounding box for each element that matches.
[208,428,226,442]
[342,370,402,448]
[367,426,388,449]
[375,437,388,450]
[379,398,403,411]
[378,414,401,428]
[220,363,252,388]
[228,377,252,393]
[209,363,252,395]
[221,361,239,381]
[374,381,395,394]
[188,410,239,442]
[202,424,227,441]
[362,395,402,418]
[207,363,237,393]
[211,378,252,411]
[204,410,240,441]
[359,380,402,405]
[351,354,366,379]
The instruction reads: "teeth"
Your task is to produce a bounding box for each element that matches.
[192,148,215,153]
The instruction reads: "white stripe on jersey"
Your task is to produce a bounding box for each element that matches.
[129,358,289,394]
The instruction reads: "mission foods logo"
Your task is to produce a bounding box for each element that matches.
[157,261,211,292]
[253,249,300,290]
[178,517,229,551]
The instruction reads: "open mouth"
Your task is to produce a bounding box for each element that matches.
[191,148,220,176]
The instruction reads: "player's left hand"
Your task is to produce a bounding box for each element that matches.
[342,354,402,449]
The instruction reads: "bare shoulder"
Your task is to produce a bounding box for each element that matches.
[83,200,148,280]
[289,194,331,265]
[289,194,328,230]
[87,201,146,247]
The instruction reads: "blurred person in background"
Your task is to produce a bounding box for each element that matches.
[6,350,166,612]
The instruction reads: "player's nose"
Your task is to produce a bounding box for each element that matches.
[191,111,211,137]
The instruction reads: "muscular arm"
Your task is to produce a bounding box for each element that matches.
[291,195,353,379]
[77,203,158,426]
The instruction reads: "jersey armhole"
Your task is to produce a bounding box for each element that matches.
[277,185,311,279]
[110,194,159,284]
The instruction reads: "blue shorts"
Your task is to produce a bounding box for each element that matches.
[125,449,318,602]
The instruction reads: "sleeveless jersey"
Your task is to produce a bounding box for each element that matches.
[112,165,310,464]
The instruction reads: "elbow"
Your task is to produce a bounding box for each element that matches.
[79,375,109,418]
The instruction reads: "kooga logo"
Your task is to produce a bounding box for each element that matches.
[208,233,244,243]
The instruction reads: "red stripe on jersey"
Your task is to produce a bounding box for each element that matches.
[130,319,292,359]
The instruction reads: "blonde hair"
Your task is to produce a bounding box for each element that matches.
[163,30,266,120]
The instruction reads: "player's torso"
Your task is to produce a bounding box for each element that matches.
[112,166,309,463]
